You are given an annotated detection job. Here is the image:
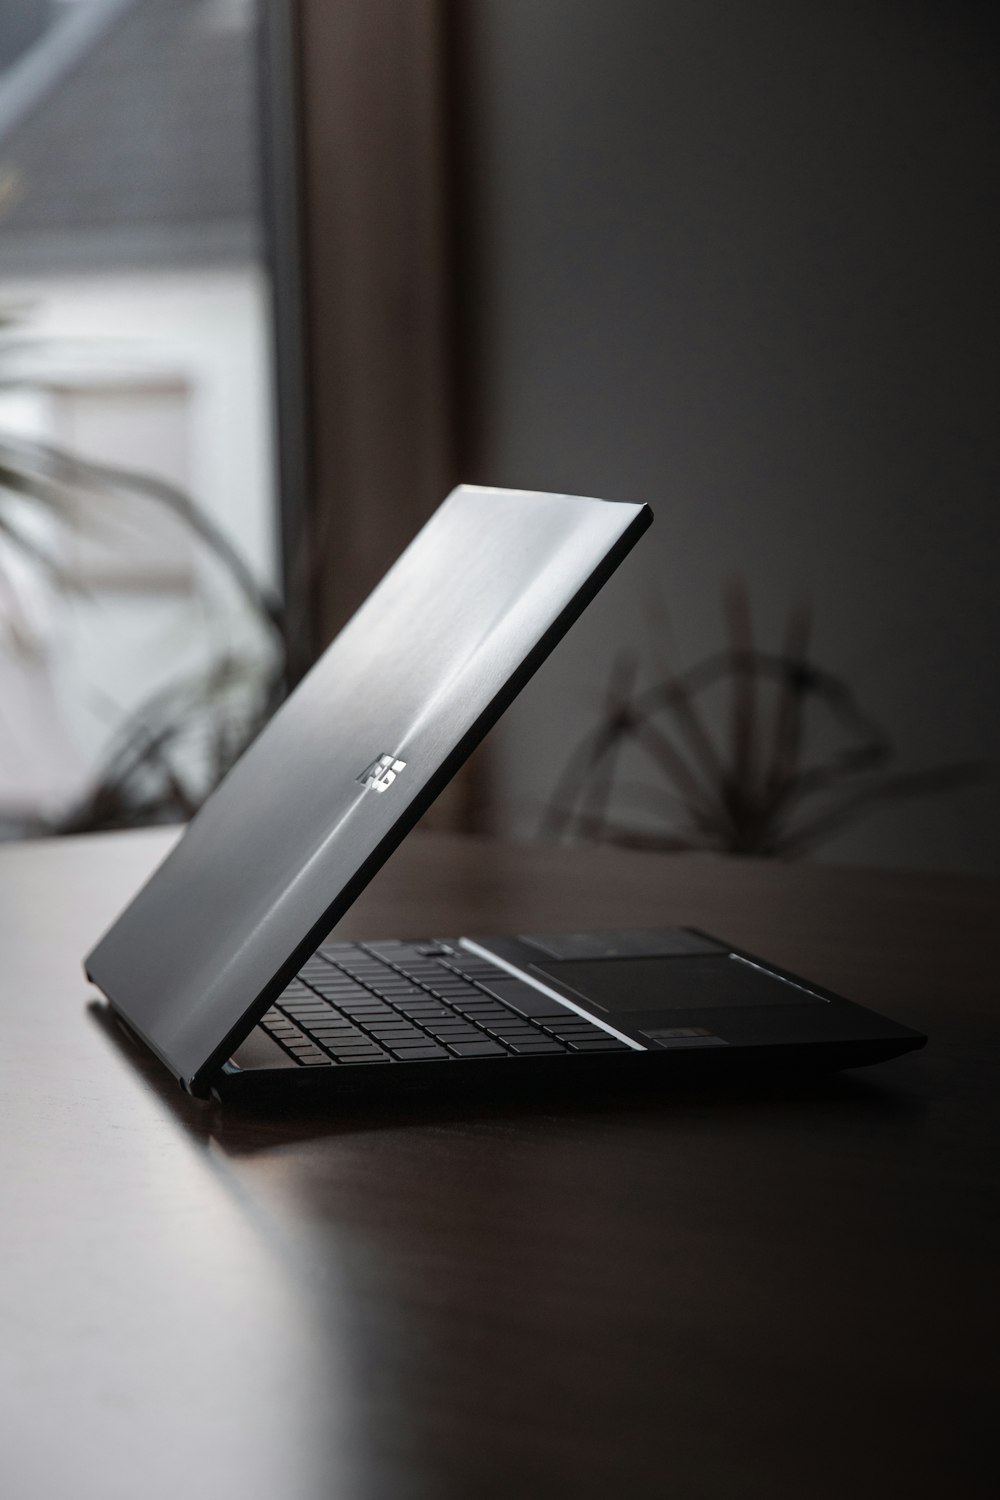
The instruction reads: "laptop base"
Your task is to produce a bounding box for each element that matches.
[210,928,925,1103]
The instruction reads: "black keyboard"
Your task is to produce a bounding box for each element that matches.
[258,940,632,1067]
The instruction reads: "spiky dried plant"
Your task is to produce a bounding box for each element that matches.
[541,581,986,857]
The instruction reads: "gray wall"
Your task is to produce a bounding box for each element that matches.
[460,0,1000,874]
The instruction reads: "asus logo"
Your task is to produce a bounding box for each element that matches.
[357,754,407,793]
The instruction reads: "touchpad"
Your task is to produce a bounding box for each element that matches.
[533,954,822,1013]
[523,928,723,960]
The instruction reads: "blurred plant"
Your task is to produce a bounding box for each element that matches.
[0,324,285,837]
[541,582,987,857]
[42,650,281,835]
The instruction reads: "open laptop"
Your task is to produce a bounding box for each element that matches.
[85,485,925,1102]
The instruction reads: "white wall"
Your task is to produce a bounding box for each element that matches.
[462,0,1000,874]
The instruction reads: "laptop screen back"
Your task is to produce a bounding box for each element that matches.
[84,486,651,1091]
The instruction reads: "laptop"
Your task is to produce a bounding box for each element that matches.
[85,485,925,1102]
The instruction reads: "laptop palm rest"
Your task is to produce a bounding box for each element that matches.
[527,952,829,1052]
[523,949,924,1057]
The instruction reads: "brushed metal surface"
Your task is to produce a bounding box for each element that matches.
[84,486,651,1090]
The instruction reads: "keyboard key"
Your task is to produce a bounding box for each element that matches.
[565,1036,631,1051]
[389,1044,450,1061]
[446,1040,507,1058]
[505,1039,568,1054]
[549,1030,607,1044]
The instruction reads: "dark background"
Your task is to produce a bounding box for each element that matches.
[452,0,999,872]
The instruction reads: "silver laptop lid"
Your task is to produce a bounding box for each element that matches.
[85,486,651,1091]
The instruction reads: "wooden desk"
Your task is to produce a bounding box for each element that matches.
[1,828,996,1499]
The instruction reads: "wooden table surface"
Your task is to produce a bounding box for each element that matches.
[1,827,997,1500]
